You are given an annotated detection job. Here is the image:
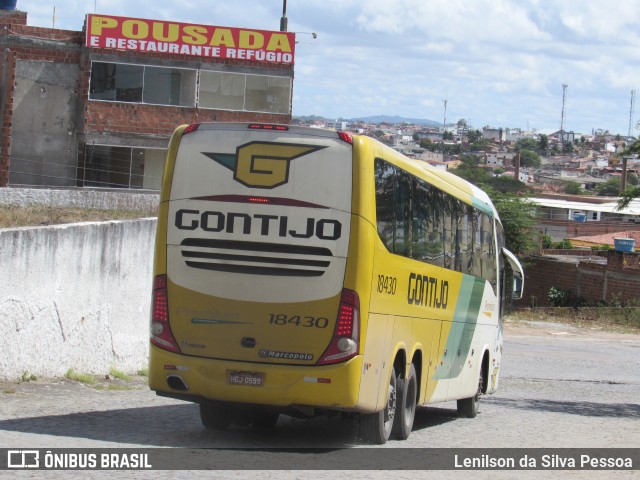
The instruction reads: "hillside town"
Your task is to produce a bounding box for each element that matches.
[293,116,640,308]
[295,116,640,198]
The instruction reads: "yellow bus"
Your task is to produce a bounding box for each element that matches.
[148,122,524,444]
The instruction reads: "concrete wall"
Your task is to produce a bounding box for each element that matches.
[0,218,156,380]
[0,187,159,213]
[9,59,80,186]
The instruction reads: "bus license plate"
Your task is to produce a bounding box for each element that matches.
[227,371,265,387]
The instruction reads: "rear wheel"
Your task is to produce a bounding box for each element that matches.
[249,411,280,429]
[457,367,484,418]
[199,403,234,430]
[392,363,417,440]
[359,366,397,445]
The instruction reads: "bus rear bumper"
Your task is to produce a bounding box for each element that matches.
[149,344,366,413]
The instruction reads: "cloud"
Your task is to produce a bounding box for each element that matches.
[15,0,640,133]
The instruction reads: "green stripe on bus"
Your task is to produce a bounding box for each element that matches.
[433,276,485,380]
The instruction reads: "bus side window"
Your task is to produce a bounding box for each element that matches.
[394,169,412,257]
[374,159,395,251]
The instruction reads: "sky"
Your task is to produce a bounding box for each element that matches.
[15,0,640,136]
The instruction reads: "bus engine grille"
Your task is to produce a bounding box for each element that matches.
[179,238,332,277]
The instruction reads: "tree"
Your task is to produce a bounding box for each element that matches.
[596,178,621,196]
[466,129,483,144]
[562,141,574,154]
[420,138,433,149]
[514,138,542,167]
[518,149,541,168]
[488,188,539,255]
[538,134,549,156]
[618,186,640,209]
[487,176,528,194]
[563,181,584,195]
[449,155,491,186]
[616,139,640,208]
[442,130,454,141]
[515,138,538,153]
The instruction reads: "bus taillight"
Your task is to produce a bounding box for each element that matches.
[183,123,200,135]
[150,274,181,353]
[337,131,353,144]
[317,289,360,365]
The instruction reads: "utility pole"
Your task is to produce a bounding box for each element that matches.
[629,90,636,137]
[621,156,629,192]
[442,99,447,133]
[560,83,568,139]
[280,0,288,32]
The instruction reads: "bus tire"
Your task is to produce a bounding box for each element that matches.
[249,411,280,429]
[359,366,397,445]
[392,363,417,440]
[457,367,484,418]
[199,403,234,430]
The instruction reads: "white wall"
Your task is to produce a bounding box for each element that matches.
[0,187,159,212]
[0,218,157,380]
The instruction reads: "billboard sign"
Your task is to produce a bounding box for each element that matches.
[85,14,295,65]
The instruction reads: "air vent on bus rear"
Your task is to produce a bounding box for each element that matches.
[179,239,332,277]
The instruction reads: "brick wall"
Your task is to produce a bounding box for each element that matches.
[77,47,293,139]
[0,12,294,187]
[541,220,640,240]
[517,251,640,307]
[0,10,27,26]
[0,16,84,186]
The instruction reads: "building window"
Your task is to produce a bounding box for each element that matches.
[89,63,144,102]
[199,71,245,110]
[143,66,196,106]
[245,74,291,113]
[89,61,291,114]
[80,144,164,190]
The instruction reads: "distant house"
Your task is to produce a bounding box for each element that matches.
[486,152,516,167]
[482,127,506,142]
[570,231,640,251]
[530,195,640,223]
[550,130,579,143]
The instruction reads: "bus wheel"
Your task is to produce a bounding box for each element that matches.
[392,363,417,440]
[457,367,484,418]
[199,403,234,430]
[359,366,397,445]
[249,411,280,429]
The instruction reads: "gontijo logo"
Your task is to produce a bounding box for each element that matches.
[203,142,326,189]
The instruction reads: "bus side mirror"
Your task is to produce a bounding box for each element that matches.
[502,248,524,301]
[513,276,523,300]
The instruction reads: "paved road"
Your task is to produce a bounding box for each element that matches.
[1,319,638,478]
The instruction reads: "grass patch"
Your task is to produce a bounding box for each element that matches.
[508,307,640,334]
[65,368,95,385]
[0,205,156,228]
[137,367,149,377]
[108,367,131,381]
[3,389,17,394]
[19,371,37,383]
